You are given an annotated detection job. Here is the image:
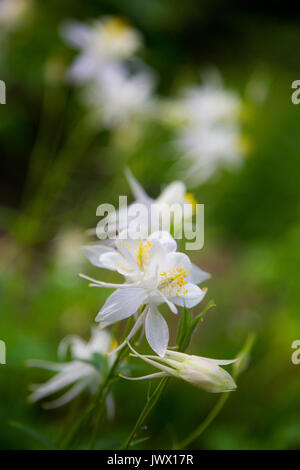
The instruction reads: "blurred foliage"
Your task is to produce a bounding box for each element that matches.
[1,0,300,450]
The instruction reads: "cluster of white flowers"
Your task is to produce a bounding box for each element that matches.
[61,15,246,184]
[163,80,245,186]
[61,16,155,128]
[28,173,237,410]
[78,173,236,391]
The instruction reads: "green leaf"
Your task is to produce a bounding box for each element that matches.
[178,301,216,352]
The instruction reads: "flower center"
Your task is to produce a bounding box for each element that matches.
[125,239,152,272]
[103,18,130,38]
[159,266,189,297]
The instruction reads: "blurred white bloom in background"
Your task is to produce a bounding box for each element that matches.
[84,62,155,128]
[122,344,237,393]
[80,230,209,357]
[0,0,31,30]
[164,80,246,186]
[27,328,116,416]
[61,16,142,84]
[61,16,157,131]
[92,169,197,240]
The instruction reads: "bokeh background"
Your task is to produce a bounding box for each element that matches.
[1,0,300,450]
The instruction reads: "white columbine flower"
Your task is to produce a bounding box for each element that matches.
[61,16,142,83]
[84,62,155,128]
[94,169,197,240]
[122,343,237,393]
[27,328,116,416]
[80,230,209,357]
[165,81,244,186]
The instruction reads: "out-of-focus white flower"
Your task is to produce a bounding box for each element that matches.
[122,343,237,393]
[61,16,142,83]
[84,62,155,128]
[176,124,243,185]
[80,230,209,357]
[0,0,31,29]
[91,169,197,240]
[164,82,245,186]
[27,328,116,416]
[164,85,240,127]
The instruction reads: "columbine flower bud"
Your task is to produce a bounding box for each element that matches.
[122,343,237,394]
[163,351,236,393]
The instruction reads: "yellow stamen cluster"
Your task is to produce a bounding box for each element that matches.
[135,239,152,271]
[124,239,152,272]
[159,266,189,297]
[103,17,130,37]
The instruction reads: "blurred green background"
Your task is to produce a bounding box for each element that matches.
[1,0,300,450]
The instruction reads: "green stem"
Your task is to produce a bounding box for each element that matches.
[64,316,137,449]
[121,307,195,450]
[63,349,123,449]
[175,333,256,449]
[120,377,169,450]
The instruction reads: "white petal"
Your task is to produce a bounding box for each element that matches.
[156,181,186,205]
[89,328,112,355]
[149,231,177,253]
[145,306,169,357]
[100,251,135,277]
[42,379,91,409]
[28,363,93,402]
[157,291,178,314]
[60,21,92,48]
[68,53,98,83]
[171,283,207,308]
[164,252,193,282]
[95,287,147,325]
[26,360,66,372]
[191,264,211,284]
[125,168,152,205]
[58,335,88,360]
[81,244,113,268]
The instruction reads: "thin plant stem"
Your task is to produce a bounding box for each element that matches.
[120,377,169,450]
[63,315,139,449]
[120,306,196,450]
[175,333,256,449]
[62,348,124,449]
